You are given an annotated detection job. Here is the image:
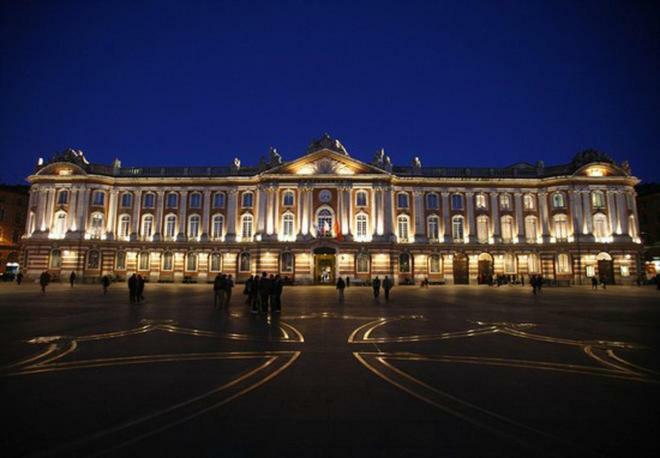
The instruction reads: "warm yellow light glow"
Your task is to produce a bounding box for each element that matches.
[586,167,605,177]
[58,168,72,176]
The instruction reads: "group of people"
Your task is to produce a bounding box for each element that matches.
[127,273,146,303]
[243,272,284,314]
[212,273,234,308]
[530,274,544,295]
[591,276,607,290]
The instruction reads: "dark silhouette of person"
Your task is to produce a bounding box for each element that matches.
[101,275,110,294]
[591,276,598,289]
[16,272,23,285]
[273,274,283,312]
[336,277,346,303]
[372,276,381,300]
[213,274,224,308]
[137,274,145,302]
[225,274,234,306]
[39,271,50,293]
[69,271,76,287]
[259,272,271,313]
[128,274,137,304]
[345,276,350,288]
[383,275,393,301]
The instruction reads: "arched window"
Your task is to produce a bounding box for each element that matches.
[242,192,253,208]
[115,251,126,270]
[121,193,132,208]
[87,250,100,269]
[356,213,368,240]
[50,249,62,268]
[213,192,225,208]
[427,215,440,240]
[317,209,333,237]
[189,192,202,209]
[166,192,178,208]
[165,214,177,239]
[92,191,105,206]
[524,215,538,242]
[475,193,487,209]
[591,191,605,209]
[281,213,295,239]
[553,214,569,240]
[397,193,409,209]
[57,190,69,205]
[452,215,464,241]
[52,211,67,237]
[501,215,514,242]
[138,252,150,270]
[593,213,608,239]
[523,194,535,210]
[280,252,294,273]
[210,253,222,272]
[552,192,565,208]
[397,215,410,241]
[89,212,104,239]
[399,253,411,273]
[282,190,295,207]
[557,253,571,273]
[161,252,173,271]
[356,253,370,273]
[239,252,251,272]
[527,253,540,273]
[451,194,463,210]
[186,253,197,271]
[141,214,154,239]
[426,193,439,210]
[476,215,489,243]
[118,214,131,238]
[188,214,201,239]
[499,194,511,210]
[241,214,253,239]
[429,254,441,273]
[356,190,368,207]
[211,214,224,240]
[503,253,516,273]
[628,214,637,239]
[143,193,155,208]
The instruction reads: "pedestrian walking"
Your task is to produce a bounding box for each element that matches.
[372,276,381,300]
[247,275,259,313]
[591,276,598,289]
[537,275,543,293]
[128,273,137,304]
[600,277,607,290]
[336,277,346,303]
[225,274,234,306]
[69,271,76,288]
[259,272,271,313]
[383,275,392,301]
[345,276,350,288]
[137,274,145,302]
[272,274,283,312]
[101,275,110,294]
[39,271,50,293]
[213,274,225,308]
[16,272,23,285]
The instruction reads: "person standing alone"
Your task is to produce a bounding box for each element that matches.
[39,271,50,293]
[69,271,76,288]
[336,276,346,303]
[213,274,225,308]
[372,276,381,301]
[128,273,137,304]
[382,275,392,301]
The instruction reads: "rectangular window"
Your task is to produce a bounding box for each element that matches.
[121,193,132,208]
[451,194,463,210]
[162,253,173,271]
[143,194,155,208]
[356,255,370,273]
[429,255,441,273]
[242,193,253,208]
[115,252,126,270]
[213,193,225,208]
[586,265,595,277]
[166,193,178,208]
[397,193,409,208]
[620,265,630,277]
[92,191,105,206]
[356,191,368,207]
[557,254,571,274]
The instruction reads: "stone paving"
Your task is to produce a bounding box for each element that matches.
[1,282,659,457]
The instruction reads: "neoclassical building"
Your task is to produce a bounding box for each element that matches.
[21,135,642,285]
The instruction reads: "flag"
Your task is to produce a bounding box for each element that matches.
[334,219,343,241]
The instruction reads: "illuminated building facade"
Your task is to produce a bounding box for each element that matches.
[21,135,642,285]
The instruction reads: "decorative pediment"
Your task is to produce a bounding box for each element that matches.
[264,149,389,176]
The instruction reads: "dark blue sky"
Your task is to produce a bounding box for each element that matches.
[1,0,658,184]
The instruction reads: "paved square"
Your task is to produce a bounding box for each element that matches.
[1,282,658,457]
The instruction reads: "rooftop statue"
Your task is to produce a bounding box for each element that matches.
[571,149,614,167]
[307,133,349,155]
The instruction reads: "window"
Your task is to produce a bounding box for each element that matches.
[586,265,595,277]
[280,252,294,273]
[242,192,253,208]
[116,251,126,270]
[620,265,630,277]
[165,214,177,239]
[118,215,131,238]
[427,215,440,240]
[89,212,104,239]
[188,215,201,239]
[57,190,68,205]
[356,191,368,207]
[591,191,605,209]
[121,193,132,208]
[397,193,409,209]
[429,254,441,273]
[426,193,439,210]
[189,192,202,209]
[50,249,62,268]
[399,253,411,273]
[213,192,225,208]
[524,216,538,242]
[452,216,464,241]
[504,254,516,273]
[317,209,333,237]
[239,252,251,272]
[210,253,221,272]
[500,194,511,210]
[138,252,150,270]
[143,193,155,208]
[87,250,100,269]
[397,215,409,241]
[475,194,487,209]
[527,254,540,273]
[212,214,224,239]
[593,213,608,239]
[186,253,197,271]
[523,194,535,210]
[476,215,489,243]
[92,191,105,206]
[283,191,295,207]
[162,252,173,271]
[552,192,565,208]
[451,194,463,210]
[356,253,370,273]
[501,215,514,242]
[166,193,178,208]
[553,214,569,240]
[282,213,294,239]
[141,214,154,239]
[557,253,571,274]
[356,213,368,240]
[53,211,67,237]
[241,214,253,239]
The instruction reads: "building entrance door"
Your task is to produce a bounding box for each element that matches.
[313,246,337,284]
[478,260,492,284]
[598,260,614,285]
[453,254,469,285]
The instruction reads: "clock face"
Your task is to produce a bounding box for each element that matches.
[319,189,332,203]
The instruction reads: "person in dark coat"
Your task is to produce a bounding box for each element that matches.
[591,276,598,289]
[137,274,145,303]
[273,274,283,312]
[128,273,137,303]
[213,274,225,308]
[383,275,393,301]
[259,272,271,313]
[101,275,110,294]
[247,275,259,313]
[69,271,76,288]
[225,274,234,306]
[336,277,346,303]
[39,271,50,293]
[16,272,23,285]
[372,276,381,300]
[345,276,350,288]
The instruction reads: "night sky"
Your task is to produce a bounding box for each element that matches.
[1,0,658,184]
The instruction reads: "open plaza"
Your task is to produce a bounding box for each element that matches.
[1,282,658,457]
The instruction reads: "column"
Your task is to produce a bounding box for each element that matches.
[257,185,268,236]
[466,191,476,243]
[539,192,550,242]
[266,186,275,235]
[490,193,500,242]
[201,189,211,241]
[616,192,628,238]
[514,192,524,241]
[154,190,165,241]
[569,190,582,239]
[383,187,394,241]
[306,186,314,237]
[441,192,450,243]
[630,190,640,241]
[77,187,90,233]
[131,189,142,241]
[225,188,237,242]
[297,187,306,238]
[272,186,280,238]
[300,186,310,237]
[373,186,383,237]
[177,190,188,241]
[106,189,118,240]
[581,192,593,237]
[336,185,343,237]
[25,188,36,236]
[34,187,45,233]
[343,186,352,239]
[68,188,78,232]
[413,190,426,243]
[45,187,56,232]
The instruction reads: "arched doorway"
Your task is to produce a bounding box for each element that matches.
[477,252,493,284]
[453,253,469,285]
[596,252,613,285]
[313,246,336,284]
